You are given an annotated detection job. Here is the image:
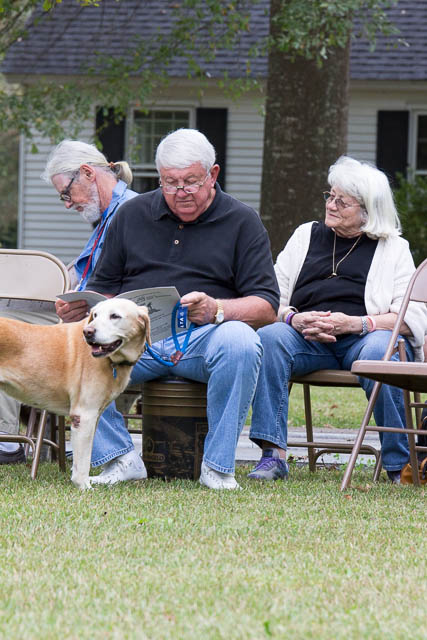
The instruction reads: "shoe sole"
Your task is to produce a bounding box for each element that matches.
[247,474,288,481]
[0,452,26,465]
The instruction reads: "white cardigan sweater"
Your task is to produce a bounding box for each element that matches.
[275,222,427,361]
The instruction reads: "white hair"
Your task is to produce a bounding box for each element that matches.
[328,156,401,239]
[155,128,216,173]
[41,139,133,185]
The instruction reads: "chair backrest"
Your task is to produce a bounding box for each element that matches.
[383,256,427,360]
[0,249,70,300]
[410,258,427,304]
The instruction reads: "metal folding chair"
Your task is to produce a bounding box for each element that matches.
[289,370,380,472]
[341,257,427,489]
[0,249,70,478]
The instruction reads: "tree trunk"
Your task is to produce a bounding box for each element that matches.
[260,1,351,260]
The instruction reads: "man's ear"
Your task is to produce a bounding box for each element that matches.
[80,164,97,182]
[210,164,220,184]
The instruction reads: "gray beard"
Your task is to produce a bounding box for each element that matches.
[77,183,101,224]
[79,202,101,224]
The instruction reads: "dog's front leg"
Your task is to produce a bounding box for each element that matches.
[70,410,99,490]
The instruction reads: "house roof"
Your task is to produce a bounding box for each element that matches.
[2,0,427,81]
[350,0,427,80]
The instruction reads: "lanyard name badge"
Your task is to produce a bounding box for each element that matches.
[145,302,195,366]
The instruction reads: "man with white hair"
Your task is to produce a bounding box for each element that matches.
[0,141,146,484]
[58,128,280,489]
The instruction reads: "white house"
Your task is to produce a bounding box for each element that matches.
[3,0,427,264]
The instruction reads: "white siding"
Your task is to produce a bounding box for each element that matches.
[19,92,266,263]
[226,101,264,211]
[20,82,427,264]
[19,121,97,264]
[347,83,427,162]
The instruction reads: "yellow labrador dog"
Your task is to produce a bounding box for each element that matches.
[0,298,150,489]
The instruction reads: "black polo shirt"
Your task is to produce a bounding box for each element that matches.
[87,185,279,311]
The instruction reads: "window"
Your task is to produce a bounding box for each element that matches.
[128,109,191,192]
[95,105,228,193]
[415,113,427,175]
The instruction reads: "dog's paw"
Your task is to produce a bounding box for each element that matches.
[71,474,93,490]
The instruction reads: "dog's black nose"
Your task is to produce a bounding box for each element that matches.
[83,326,95,342]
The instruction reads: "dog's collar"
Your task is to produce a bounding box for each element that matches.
[111,360,138,379]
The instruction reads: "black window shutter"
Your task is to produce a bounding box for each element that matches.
[376,111,409,186]
[95,107,126,162]
[196,108,227,190]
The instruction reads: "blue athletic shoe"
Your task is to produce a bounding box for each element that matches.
[248,449,289,481]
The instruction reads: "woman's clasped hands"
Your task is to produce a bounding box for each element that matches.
[291,310,357,342]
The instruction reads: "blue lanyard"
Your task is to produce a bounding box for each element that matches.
[145,302,196,367]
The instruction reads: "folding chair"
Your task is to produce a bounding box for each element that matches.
[289,371,381,472]
[341,257,427,489]
[116,383,144,435]
[0,249,70,478]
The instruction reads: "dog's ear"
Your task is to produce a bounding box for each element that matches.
[137,306,151,346]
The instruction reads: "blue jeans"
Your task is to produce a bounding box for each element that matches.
[91,401,134,466]
[249,324,413,471]
[92,322,262,473]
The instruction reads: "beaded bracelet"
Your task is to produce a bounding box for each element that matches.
[286,312,297,326]
[279,306,297,322]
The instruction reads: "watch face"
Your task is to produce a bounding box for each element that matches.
[216,311,224,323]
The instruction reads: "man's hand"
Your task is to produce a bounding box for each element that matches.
[180,291,217,325]
[55,299,89,323]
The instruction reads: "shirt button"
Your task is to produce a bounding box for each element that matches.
[174,239,179,245]
[178,224,184,230]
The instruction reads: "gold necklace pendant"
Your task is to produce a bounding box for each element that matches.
[328,232,362,278]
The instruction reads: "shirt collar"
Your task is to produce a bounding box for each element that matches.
[99,180,127,222]
[152,183,227,224]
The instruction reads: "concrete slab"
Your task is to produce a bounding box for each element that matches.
[130,426,380,466]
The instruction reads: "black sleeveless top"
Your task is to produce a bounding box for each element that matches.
[289,222,378,316]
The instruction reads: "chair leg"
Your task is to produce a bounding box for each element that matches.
[340,380,381,491]
[302,384,316,472]
[397,340,420,486]
[57,416,67,472]
[24,408,38,459]
[30,410,48,480]
[403,388,420,486]
[372,453,382,482]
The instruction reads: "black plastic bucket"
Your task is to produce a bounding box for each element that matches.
[142,377,208,480]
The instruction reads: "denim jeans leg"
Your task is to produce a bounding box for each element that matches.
[90,342,178,467]
[249,323,340,450]
[90,401,135,467]
[339,330,412,471]
[167,322,263,474]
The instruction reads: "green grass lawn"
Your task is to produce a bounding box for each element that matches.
[3,386,426,638]
[0,461,425,640]
[287,385,370,429]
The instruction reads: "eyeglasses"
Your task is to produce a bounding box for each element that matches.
[59,175,76,202]
[160,172,211,195]
[323,191,360,210]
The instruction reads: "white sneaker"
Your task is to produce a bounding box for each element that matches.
[199,461,241,490]
[90,449,147,485]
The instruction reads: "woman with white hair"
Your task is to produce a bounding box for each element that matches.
[248,156,427,485]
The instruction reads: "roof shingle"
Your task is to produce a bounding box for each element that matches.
[3,0,427,81]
